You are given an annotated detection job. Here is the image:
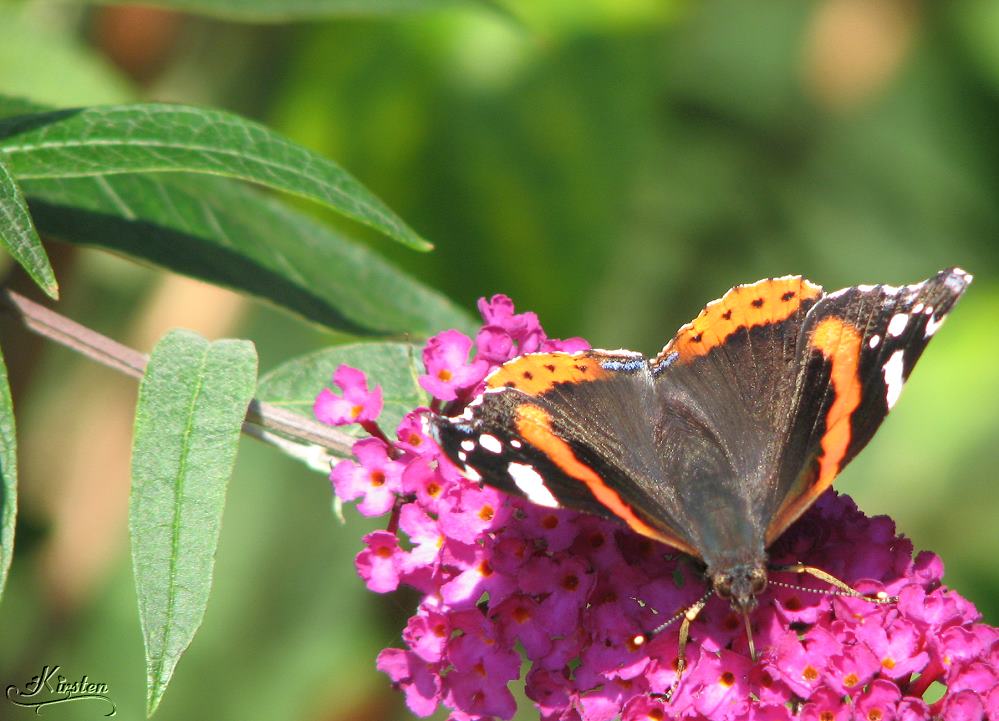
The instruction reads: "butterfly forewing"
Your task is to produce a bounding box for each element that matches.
[431,351,699,555]
[765,267,973,543]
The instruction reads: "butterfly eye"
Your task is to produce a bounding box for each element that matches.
[713,576,734,599]
[750,572,767,596]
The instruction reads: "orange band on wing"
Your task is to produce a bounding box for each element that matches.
[657,277,823,364]
[766,317,863,544]
[514,404,697,556]
[487,354,609,395]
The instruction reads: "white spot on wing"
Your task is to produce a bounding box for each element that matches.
[458,451,467,462]
[510,439,522,449]
[460,439,475,452]
[463,465,482,482]
[479,434,503,454]
[883,350,906,410]
[869,334,881,349]
[912,303,924,314]
[925,313,946,337]
[508,462,560,507]
[887,313,909,338]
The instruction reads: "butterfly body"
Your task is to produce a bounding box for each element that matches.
[431,268,972,611]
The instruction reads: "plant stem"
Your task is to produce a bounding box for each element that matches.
[1,288,355,469]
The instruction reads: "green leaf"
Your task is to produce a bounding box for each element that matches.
[22,173,475,337]
[130,330,257,716]
[257,342,427,441]
[0,344,16,604]
[0,102,430,251]
[0,154,57,299]
[92,0,498,22]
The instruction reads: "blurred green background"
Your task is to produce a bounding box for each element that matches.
[1,0,997,719]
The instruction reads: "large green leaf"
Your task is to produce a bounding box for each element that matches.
[0,154,57,298]
[0,101,430,251]
[22,173,475,337]
[130,330,257,716]
[0,344,15,604]
[93,0,497,22]
[257,342,427,441]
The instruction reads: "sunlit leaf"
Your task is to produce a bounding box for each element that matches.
[0,154,57,298]
[0,101,430,251]
[0,345,16,603]
[23,174,474,337]
[130,330,257,716]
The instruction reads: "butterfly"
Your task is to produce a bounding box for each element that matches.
[430,268,971,631]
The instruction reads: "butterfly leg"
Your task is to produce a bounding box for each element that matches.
[769,563,897,603]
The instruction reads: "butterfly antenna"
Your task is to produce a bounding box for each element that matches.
[769,563,898,604]
[630,588,713,644]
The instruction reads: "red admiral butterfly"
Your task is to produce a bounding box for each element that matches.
[430,268,970,639]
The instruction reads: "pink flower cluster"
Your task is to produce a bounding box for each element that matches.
[314,296,999,721]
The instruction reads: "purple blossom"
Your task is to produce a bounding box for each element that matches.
[315,295,999,721]
[330,438,403,516]
[314,364,383,425]
[419,329,489,401]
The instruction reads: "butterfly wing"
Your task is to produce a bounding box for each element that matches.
[764,267,973,544]
[645,276,825,571]
[431,268,971,572]
[430,351,700,555]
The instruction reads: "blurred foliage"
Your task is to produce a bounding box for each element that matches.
[1,0,997,719]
